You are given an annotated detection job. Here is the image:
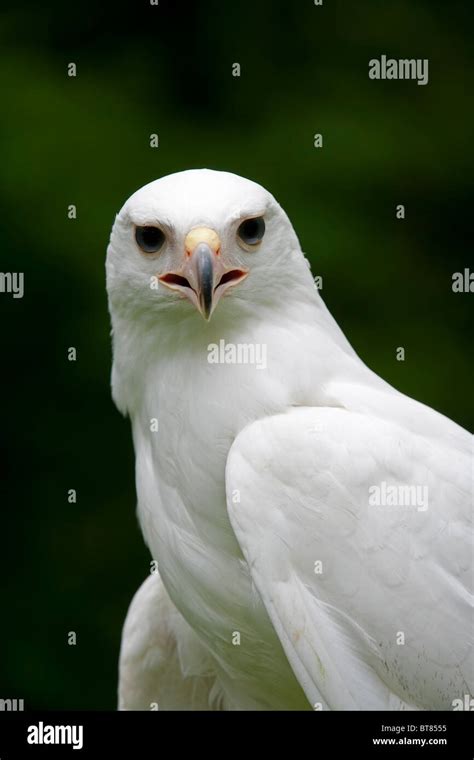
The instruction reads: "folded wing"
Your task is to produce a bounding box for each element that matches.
[226,407,472,710]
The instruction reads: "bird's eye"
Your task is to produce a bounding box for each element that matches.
[135,226,165,254]
[237,217,265,248]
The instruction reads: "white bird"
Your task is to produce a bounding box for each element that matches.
[106,169,472,711]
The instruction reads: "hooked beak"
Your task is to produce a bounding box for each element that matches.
[158,227,248,320]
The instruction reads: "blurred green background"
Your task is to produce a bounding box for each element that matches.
[0,0,471,709]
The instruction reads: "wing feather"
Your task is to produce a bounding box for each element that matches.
[226,407,472,710]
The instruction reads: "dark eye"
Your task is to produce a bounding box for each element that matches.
[135,226,165,253]
[237,217,265,247]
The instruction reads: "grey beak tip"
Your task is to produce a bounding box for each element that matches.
[196,244,214,319]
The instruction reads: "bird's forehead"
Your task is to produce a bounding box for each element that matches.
[121,170,272,229]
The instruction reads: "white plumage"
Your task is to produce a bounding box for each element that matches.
[106,169,472,711]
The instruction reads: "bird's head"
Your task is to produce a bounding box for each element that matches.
[106,169,309,326]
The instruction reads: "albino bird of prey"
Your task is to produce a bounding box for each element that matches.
[106,169,472,711]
